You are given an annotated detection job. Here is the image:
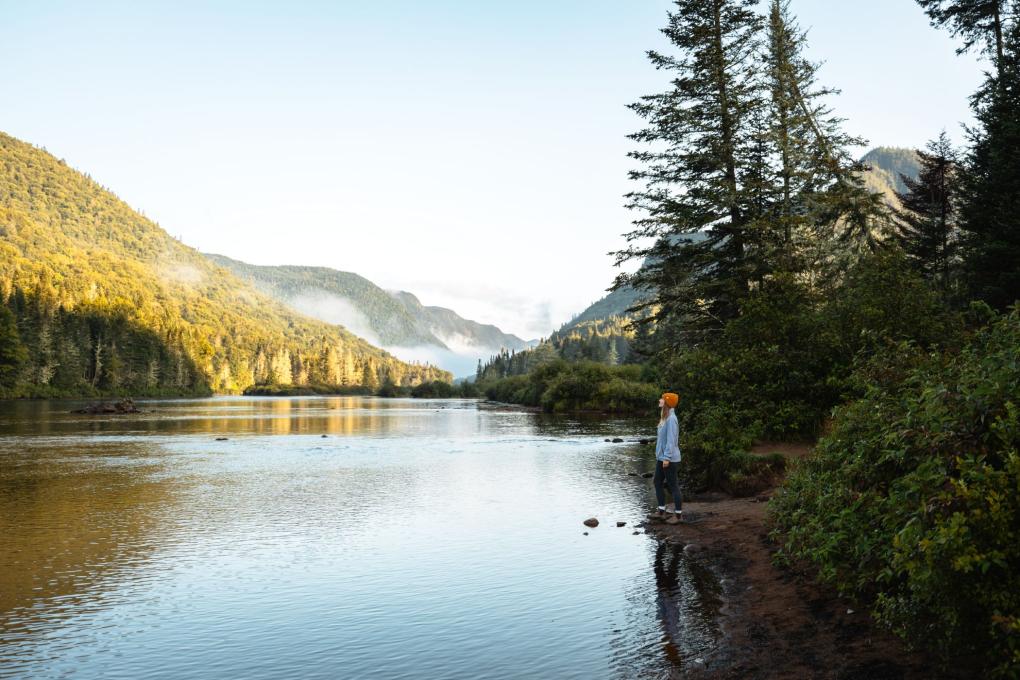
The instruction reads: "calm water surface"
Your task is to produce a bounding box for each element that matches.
[0,397,719,679]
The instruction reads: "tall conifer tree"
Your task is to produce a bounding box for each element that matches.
[0,305,27,389]
[616,0,882,353]
[615,0,763,344]
[765,0,880,264]
[959,14,1020,309]
[893,132,960,298]
[916,0,1012,75]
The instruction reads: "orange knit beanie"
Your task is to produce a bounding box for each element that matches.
[662,392,679,408]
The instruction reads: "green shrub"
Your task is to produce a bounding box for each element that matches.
[771,308,1020,676]
[675,404,783,494]
[481,360,658,414]
[376,381,411,398]
[657,255,962,440]
[457,380,481,398]
[410,380,456,398]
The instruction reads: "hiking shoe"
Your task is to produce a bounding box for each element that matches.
[665,512,681,525]
[646,509,665,521]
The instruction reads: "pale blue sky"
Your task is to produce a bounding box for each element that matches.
[2,1,984,339]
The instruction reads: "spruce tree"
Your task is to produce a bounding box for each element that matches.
[615,0,763,344]
[616,0,882,354]
[765,0,881,262]
[916,0,1012,75]
[0,305,27,389]
[959,16,1020,309]
[893,132,960,299]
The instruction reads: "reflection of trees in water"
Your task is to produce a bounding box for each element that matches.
[0,398,652,440]
[0,397,406,437]
[0,442,181,644]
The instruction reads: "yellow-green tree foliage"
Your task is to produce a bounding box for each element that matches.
[0,132,450,396]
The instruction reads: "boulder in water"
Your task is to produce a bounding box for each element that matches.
[583,518,599,528]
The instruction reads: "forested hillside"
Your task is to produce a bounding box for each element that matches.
[0,132,450,397]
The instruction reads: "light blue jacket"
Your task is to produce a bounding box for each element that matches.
[656,410,681,463]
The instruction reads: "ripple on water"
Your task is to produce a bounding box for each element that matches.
[0,397,719,679]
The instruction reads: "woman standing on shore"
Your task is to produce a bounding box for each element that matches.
[649,392,682,524]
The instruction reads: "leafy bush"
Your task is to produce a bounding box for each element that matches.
[410,380,457,398]
[771,308,1020,676]
[376,381,412,398]
[659,255,962,440]
[674,404,783,495]
[481,360,658,414]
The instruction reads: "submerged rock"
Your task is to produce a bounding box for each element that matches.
[641,472,654,479]
[632,531,640,535]
[73,399,141,415]
[611,438,624,443]
[639,438,651,445]
[616,521,626,528]
[215,437,228,441]
[627,472,638,477]
[583,532,589,536]
[583,518,599,528]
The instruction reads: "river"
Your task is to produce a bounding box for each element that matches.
[0,397,718,679]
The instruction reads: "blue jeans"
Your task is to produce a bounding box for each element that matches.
[653,460,682,512]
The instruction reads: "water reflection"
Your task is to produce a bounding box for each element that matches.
[0,398,718,679]
[653,541,721,668]
[0,441,181,676]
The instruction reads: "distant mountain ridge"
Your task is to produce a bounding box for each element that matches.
[208,254,528,377]
[860,146,922,210]
[390,291,527,352]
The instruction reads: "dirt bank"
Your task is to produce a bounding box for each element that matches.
[642,446,959,679]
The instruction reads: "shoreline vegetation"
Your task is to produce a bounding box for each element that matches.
[467,0,1020,673]
[640,448,942,679]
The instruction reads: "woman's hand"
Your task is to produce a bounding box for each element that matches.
[662,460,670,468]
